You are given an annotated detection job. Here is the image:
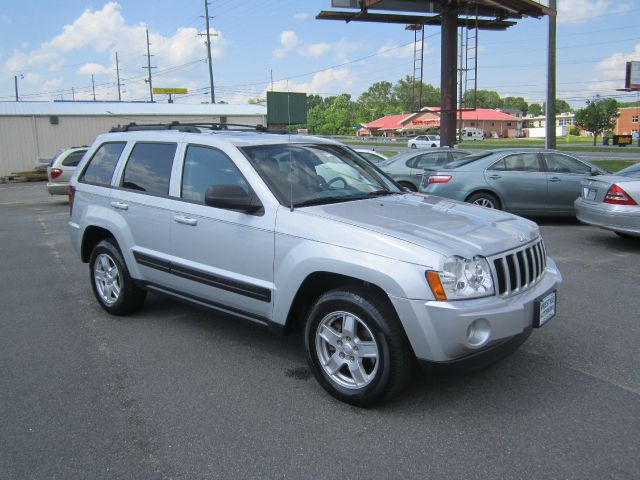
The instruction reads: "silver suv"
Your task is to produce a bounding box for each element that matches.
[69,123,562,406]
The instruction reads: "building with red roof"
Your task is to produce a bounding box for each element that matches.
[358,108,521,138]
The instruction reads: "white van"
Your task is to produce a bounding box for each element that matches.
[461,128,484,141]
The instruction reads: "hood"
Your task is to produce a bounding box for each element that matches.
[302,193,540,258]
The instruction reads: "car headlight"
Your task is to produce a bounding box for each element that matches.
[426,256,494,300]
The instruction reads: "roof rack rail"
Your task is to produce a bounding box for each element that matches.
[109,121,278,133]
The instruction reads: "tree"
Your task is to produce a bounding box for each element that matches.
[574,96,620,146]
[391,75,440,112]
[555,99,572,113]
[502,96,529,115]
[462,89,503,109]
[357,81,397,121]
[528,103,543,116]
[307,94,359,135]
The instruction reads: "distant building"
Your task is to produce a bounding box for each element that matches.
[358,108,520,138]
[615,106,640,136]
[522,112,579,138]
[0,101,267,177]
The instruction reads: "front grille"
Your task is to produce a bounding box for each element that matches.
[491,239,547,296]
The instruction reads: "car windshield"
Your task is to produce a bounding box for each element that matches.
[616,162,640,178]
[443,151,493,169]
[241,143,400,208]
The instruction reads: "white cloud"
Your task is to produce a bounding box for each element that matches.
[376,41,426,59]
[40,78,63,99]
[264,66,355,97]
[583,42,640,97]
[557,0,631,24]
[294,12,310,21]
[298,42,332,58]
[273,30,299,58]
[0,14,11,24]
[77,63,111,75]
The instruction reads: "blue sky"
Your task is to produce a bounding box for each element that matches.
[0,0,638,108]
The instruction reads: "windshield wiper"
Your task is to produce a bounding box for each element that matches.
[293,191,393,208]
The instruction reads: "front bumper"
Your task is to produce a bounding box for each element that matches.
[575,198,640,236]
[389,258,562,363]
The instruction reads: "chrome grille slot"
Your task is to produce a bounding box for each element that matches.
[491,239,547,297]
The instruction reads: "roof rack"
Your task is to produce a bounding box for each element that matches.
[109,121,275,133]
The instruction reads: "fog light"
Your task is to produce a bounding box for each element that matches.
[466,319,490,347]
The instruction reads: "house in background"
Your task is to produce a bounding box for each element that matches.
[522,112,579,138]
[358,111,440,136]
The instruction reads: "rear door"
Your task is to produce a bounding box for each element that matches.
[110,141,177,286]
[543,152,594,214]
[484,152,547,213]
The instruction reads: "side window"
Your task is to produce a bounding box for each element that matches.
[501,153,542,172]
[79,142,126,186]
[450,152,468,160]
[416,153,448,168]
[121,142,177,195]
[544,153,590,174]
[62,150,86,167]
[181,145,249,204]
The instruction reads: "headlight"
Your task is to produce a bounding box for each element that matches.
[427,256,494,300]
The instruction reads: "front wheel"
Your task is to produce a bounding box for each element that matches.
[467,192,501,210]
[410,144,417,149]
[304,286,413,406]
[89,239,146,315]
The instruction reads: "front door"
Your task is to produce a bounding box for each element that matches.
[168,144,275,321]
[543,152,593,214]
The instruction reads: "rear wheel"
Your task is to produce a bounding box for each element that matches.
[304,286,414,406]
[467,192,500,210]
[89,239,146,315]
[410,144,417,149]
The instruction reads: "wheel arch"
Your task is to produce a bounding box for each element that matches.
[81,226,117,263]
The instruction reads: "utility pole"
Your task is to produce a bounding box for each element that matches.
[203,1,215,103]
[14,75,19,101]
[144,28,156,102]
[91,75,96,101]
[115,51,122,101]
[270,69,274,92]
[546,0,557,149]
[72,87,76,101]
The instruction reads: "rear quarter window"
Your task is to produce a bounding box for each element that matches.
[62,150,86,167]
[121,142,177,195]
[79,142,126,186]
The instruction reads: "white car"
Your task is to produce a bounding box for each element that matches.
[46,147,88,195]
[408,135,441,149]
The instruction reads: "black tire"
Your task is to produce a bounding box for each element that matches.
[410,144,417,149]
[304,285,414,406]
[466,192,501,210]
[89,239,146,316]
[615,231,636,239]
[399,181,418,192]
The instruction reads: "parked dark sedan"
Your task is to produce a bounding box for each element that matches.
[378,148,471,191]
[420,149,608,216]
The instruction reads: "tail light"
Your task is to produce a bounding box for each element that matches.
[604,184,637,205]
[428,175,452,184]
[50,168,63,179]
[69,186,76,214]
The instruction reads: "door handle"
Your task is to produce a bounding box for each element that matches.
[110,201,129,211]
[174,215,198,226]
[488,174,501,180]
[549,177,561,182]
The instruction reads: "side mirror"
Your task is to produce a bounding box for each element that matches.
[204,184,263,214]
[590,168,601,176]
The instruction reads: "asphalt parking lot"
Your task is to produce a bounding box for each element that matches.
[1,182,639,480]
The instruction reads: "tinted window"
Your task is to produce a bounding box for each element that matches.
[80,142,126,186]
[181,145,249,204]
[491,153,542,172]
[445,152,492,169]
[121,143,176,195]
[62,150,86,167]
[415,152,450,168]
[544,153,590,174]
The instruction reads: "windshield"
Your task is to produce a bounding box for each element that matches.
[616,162,640,178]
[241,143,400,207]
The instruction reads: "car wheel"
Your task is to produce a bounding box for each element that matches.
[431,144,437,147]
[304,286,414,406]
[410,144,417,149]
[89,239,146,315]
[467,192,500,209]
[399,181,417,192]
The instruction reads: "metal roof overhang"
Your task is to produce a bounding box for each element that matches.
[318,0,554,30]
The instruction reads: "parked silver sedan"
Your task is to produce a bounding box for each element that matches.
[378,148,471,191]
[46,147,88,195]
[575,162,640,238]
[420,149,608,216]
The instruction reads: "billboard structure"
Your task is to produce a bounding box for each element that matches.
[625,61,640,90]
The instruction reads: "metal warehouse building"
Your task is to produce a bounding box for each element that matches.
[0,102,267,177]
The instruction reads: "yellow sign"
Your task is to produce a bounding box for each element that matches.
[153,87,188,94]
